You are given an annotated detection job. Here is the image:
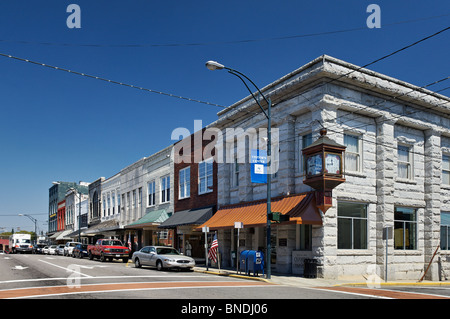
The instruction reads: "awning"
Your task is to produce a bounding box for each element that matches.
[158,206,213,229]
[82,219,121,235]
[49,231,63,239]
[196,192,322,231]
[125,209,171,229]
[55,229,73,241]
[66,228,88,239]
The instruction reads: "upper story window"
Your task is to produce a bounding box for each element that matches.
[179,166,191,199]
[161,175,170,203]
[299,132,312,174]
[443,154,450,185]
[397,144,412,179]
[147,181,155,206]
[344,133,361,172]
[199,158,213,195]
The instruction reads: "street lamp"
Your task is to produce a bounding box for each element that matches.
[18,214,38,245]
[205,60,273,279]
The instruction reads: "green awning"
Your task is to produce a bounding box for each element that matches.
[125,209,171,229]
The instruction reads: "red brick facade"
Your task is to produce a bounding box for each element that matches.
[173,128,217,212]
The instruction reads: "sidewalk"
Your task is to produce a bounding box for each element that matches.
[193,266,450,288]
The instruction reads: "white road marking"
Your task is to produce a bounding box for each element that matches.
[38,259,92,278]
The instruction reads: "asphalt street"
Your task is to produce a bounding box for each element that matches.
[1,253,450,303]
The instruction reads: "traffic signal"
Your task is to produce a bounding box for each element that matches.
[268,212,290,223]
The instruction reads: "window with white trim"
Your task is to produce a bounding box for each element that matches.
[147,181,155,206]
[344,133,362,172]
[179,166,190,199]
[443,154,450,185]
[160,176,170,203]
[199,158,213,195]
[397,144,412,179]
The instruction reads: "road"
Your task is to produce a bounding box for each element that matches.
[1,253,450,304]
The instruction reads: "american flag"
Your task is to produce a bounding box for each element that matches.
[127,234,132,250]
[208,234,219,263]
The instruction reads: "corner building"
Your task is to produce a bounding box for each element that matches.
[200,55,450,281]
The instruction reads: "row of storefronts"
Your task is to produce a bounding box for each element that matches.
[48,55,450,281]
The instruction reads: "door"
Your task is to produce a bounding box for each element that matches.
[139,247,151,265]
[148,246,157,266]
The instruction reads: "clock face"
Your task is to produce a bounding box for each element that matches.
[325,153,341,174]
[306,154,323,176]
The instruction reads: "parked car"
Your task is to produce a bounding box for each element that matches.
[72,244,88,259]
[56,245,65,255]
[33,244,46,254]
[64,241,81,256]
[43,246,50,254]
[48,245,57,255]
[132,246,195,271]
[87,239,130,262]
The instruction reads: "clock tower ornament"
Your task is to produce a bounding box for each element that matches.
[302,128,346,213]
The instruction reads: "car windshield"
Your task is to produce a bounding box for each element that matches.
[19,239,31,244]
[156,248,180,255]
[102,240,123,246]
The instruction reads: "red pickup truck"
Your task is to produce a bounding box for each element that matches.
[87,239,130,262]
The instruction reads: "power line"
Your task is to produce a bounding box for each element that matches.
[0,13,448,48]
[0,52,227,109]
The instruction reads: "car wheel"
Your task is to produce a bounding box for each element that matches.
[134,258,141,268]
[156,260,164,271]
[100,253,106,262]
[88,252,93,260]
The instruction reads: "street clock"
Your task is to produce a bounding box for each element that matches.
[302,128,346,213]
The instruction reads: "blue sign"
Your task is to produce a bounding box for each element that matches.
[251,149,267,183]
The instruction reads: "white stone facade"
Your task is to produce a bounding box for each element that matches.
[101,172,121,223]
[211,55,450,281]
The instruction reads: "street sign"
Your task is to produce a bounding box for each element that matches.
[251,149,267,183]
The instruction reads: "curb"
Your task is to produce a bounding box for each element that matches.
[194,268,271,283]
[335,281,450,287]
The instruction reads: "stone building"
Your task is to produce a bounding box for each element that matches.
[200,55,450,281]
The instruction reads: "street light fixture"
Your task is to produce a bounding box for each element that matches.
[206,60,273,279]
[18,214,38,245]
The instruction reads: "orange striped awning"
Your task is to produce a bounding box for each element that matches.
[196,192,322,231]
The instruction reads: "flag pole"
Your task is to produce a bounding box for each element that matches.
[216,231,221,272]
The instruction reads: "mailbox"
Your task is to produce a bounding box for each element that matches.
[239,250,264,276]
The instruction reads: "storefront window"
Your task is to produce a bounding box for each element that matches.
[394,207,417,250]
[441,212,450,250]
[338,202,368,249]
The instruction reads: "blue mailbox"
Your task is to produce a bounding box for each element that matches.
[239,250,264,276]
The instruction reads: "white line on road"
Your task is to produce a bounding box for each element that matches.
[38,259,93,278]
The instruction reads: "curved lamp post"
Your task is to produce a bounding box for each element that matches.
[18,214,38,245]
[205,60,273,279]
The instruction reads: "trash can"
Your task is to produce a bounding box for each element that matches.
[304,258,318,278]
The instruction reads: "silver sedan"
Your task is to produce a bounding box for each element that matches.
[132,246,195,271]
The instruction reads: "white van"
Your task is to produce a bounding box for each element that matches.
[9,234,33,254]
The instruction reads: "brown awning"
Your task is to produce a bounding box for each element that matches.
[196,192,322,231]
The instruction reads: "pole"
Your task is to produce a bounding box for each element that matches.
[385,227,388,282]
[78,192,82,243]
[216,231,221,272]
[266,98,272,280]
[236,227,240,274]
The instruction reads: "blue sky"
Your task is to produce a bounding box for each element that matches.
[0,0,449,233]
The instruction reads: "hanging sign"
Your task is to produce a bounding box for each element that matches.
[251,149,267,183]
